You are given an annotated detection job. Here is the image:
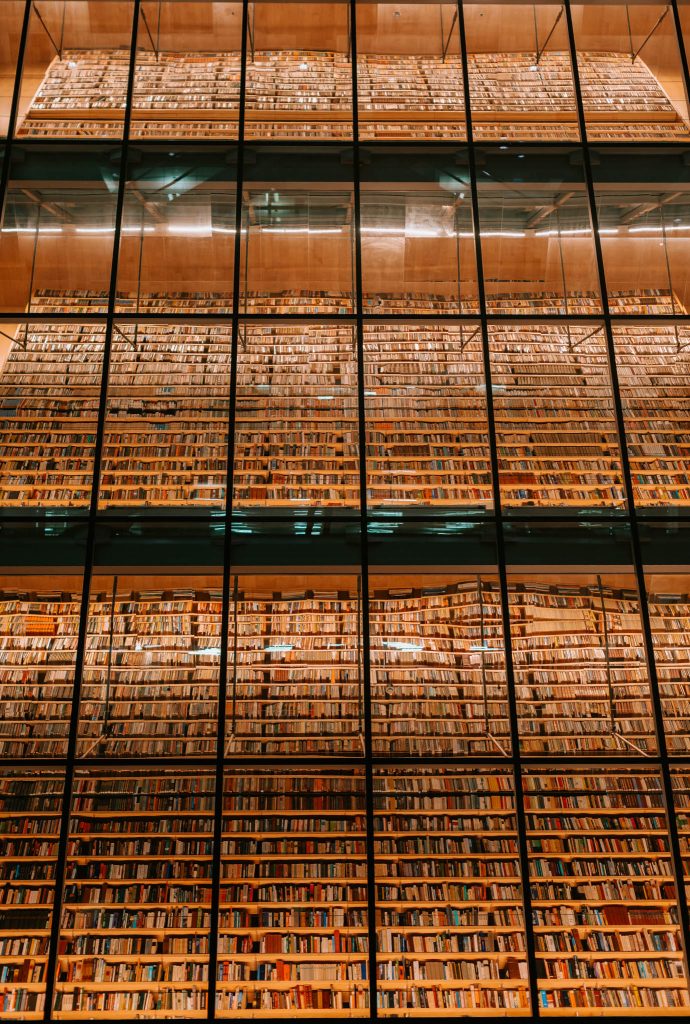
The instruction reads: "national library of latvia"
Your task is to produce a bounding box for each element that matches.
[3,0,690,1020]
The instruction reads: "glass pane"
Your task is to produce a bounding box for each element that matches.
[356,2,466,141]
[0,2,25,137]
[54,769,214,1018]
[572,3,690,142]
[0,768,64,1017]
[0,320,105,509]
[360,147,478,313]
[613,321,690,510]
[525,768,688,1014]
[374,767,530,1015]
[16,1,134,139]
[507,570,656,755]
[592,148,690,313]
[245,2,352,140]
[0,572,83,758]
[79,574,222,758]
[488,322,626,510]
[369,574,510,755]
[241,147,354,312]
[0,143,119,314]
[117,145,237,313]
[226,573,363,756]
[234,322,359,510]
[476,147,601,313]
[364,323,492,510]
[218,767,369,1016]
[131,1,242,139]
[100,319,231,509]
[646,571,690,753]
[464,2,578,141]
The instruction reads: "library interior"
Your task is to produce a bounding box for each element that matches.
[0,0,690,1020]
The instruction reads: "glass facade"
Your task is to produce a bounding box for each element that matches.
[1,0,690,1020]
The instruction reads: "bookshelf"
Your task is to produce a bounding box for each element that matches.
[16,48,689,141]
[373,767,529,1016]
[54,769,215,1019]
[79,581,222,759]
[226,578,363,757]
[0,580,81,759]
[646,579,690,755]
[524,769,689,1015]
[217,767,369,1016]
[508,577,656,756]
[0,769,64,1018]
[368,578,510,756]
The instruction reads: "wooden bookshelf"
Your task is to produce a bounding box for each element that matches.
[373,767,529,1015]
[16,48,689,141]
[53,769,215,1019]
[369,579,510,756]
[647,582,690,755]
[226,579,363,757]
[0,769,64,1018]
[79,582,222,759]
[524,769,689,1015]
[0,582,81,759]
[508,577,656,756]
[671,770,690,913]
[217,767,369,1016]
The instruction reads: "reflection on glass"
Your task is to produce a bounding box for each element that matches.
[526,768,688,1014]
[234,323,359,509]
[218,768,368,1016]
[0,2,25,137]
[0,320,104,508]
[79,575,222,758]
[464,3,578,141]
[356,2,465,140]
[117,147,237,312]
[374,767,529,1015]
[572,3,690,141]
[0,145,119,314]
[131,1,242,138]
[369,574,510,755]
[0,575,82,757]
[614,322,690,509]
[364,324,491,508]
[100,320,230,509]
[508,572,656,755]
[54,768,214,1018]
[245,3,352,140]
[647,572,690,753]
[0,768,64,1016]
[16,1,134,139]
[489,323,625,510]
[226,574,363,755]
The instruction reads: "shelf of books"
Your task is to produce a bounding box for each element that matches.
[78,580,222,759]
[646,578,690,754]
[53,768,215,1018]
[217,767,369,1016]
[507,576,656,756]
[16,48,689,141]
[368,578,510,756]
[234,324,359,508]
[363,324,493,509]
[488,323,626,510]
[226,578,363,757]
[524,768,690,1015]
[373,767,529,1016]
[670,769,690,914]
[613,324,690,509]
[0,768,65,1018]
[0,578,82,759]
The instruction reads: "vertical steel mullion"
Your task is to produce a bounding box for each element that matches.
[207,2,249,1018]
[41,4,141,1020]
[562,0,690,986]
[455,2,540,1014]
[0,1,32,249]
[349,1,378,1015]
